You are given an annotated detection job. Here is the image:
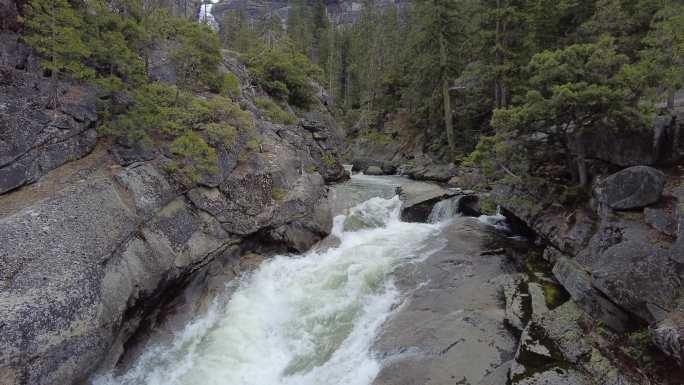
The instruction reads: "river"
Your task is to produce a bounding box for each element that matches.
[94,174,512,385]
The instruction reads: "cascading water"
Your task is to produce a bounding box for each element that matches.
[427,196,463,223]
[94,179,443,385]
[478,205,510,232]
[198,1,219,30]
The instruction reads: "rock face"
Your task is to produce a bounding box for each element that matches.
[212,0,410,28]
[0,59,99,195]
[508,300,639,385]
[0,133,339,385]
[0,43,347,385]
[595,166,666,210]
[570,115,684,167]
[493,159,684,372]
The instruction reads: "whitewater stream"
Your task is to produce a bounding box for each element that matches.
[95,174,508,385]
[199,0,220,30]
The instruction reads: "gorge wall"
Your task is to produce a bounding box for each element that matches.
[0,4,348,382]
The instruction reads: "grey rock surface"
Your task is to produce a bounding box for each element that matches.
[595,166,665,210]
[644,205,677,236]
[590,241,682,323]
[0,177,138,385]
[373,218,517,385]
[654,304,684,367]
[510,301,638,385]
[552,257,631,332]
[504,275,530,332]
[398,180,455,222]
[0,66,99,194]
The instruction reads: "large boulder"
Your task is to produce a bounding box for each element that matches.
[590,241,682,323]
[594,166,665,210]
[398,181,455,222]
[552,257,631,332]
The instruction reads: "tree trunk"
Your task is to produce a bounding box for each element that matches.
[440,23,455,160]
[667,90,676,111]
[494,0,502,109]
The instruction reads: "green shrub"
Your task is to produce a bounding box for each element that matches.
[360,129,392,146]
[166,132,219,184]
[255,97,297,124]
[209,73,241,98]
[623,329,656,367]
[102,84,255,182]
[244,46,322,108]
[322,152,336,168]
[479,195,497,215]
[271,187,286,202]
[203,122,237,146]
[224,73,240,98]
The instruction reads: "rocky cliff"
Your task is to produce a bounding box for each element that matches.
[486,114,684,383]
[0,19,347,384]
[211,0,409,27]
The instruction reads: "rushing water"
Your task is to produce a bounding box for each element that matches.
[95,175,447,385]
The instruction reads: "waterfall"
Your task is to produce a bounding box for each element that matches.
[198,1,219,30]
[478,205,510,232]
[94,193,443,385]
[427,196,462,223]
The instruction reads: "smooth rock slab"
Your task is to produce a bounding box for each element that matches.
[0,177,138,385]
[373,218,517,385]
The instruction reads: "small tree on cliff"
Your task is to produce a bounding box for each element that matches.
[20,0,93,107]
[491,36,644,186]
[639,4,684,110]
[171,20,221,93]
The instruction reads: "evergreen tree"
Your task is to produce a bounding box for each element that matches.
[492,37,640,186]
[287,0,313,57]
[639,3,684,110]
[172,21,222,92]
[20,0,93,83]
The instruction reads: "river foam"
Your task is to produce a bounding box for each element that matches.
[94,195,442,385]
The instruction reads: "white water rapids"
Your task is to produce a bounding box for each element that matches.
[95,176,447,385]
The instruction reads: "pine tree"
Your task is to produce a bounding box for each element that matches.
[639,3,684,110]
[287,0,313,57]
[20,0,93,83]
[172,21,222,92]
